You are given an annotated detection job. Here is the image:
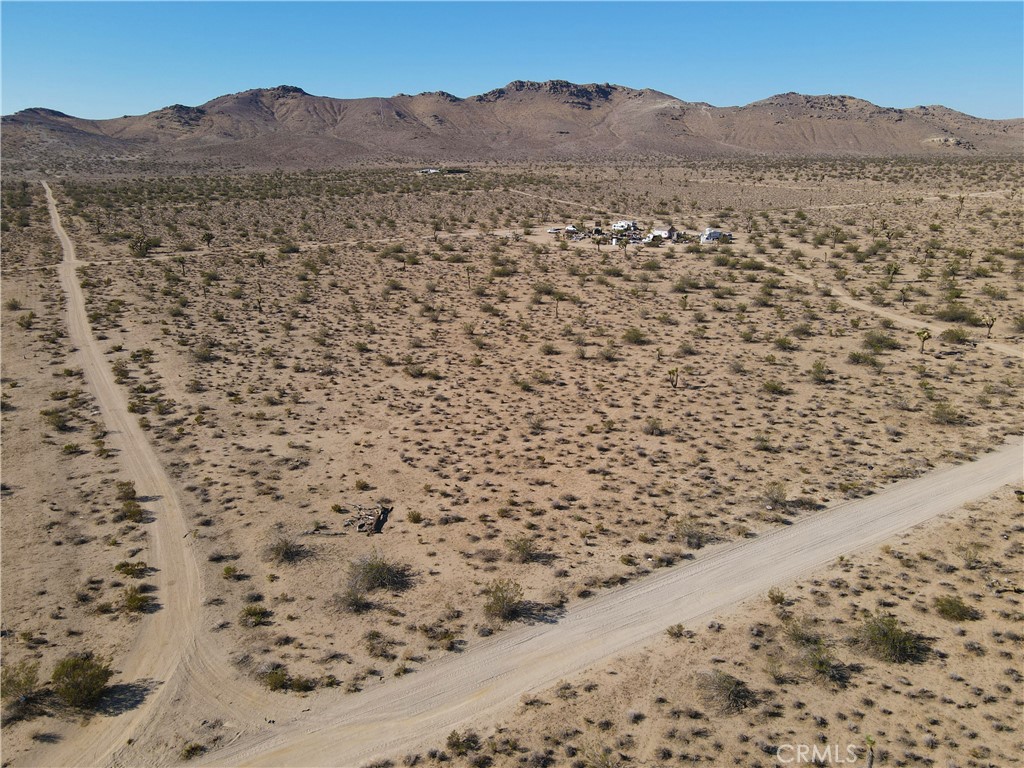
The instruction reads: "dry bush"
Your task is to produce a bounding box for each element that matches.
[696,670,757,714]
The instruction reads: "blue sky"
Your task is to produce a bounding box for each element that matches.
[2,2,1022,120]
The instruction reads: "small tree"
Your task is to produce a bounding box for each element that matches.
[982,314,996,338]
[916,328,931,354]
[51,653,113,709]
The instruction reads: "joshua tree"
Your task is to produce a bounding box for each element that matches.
[982,314,996,338]
[667,367,680,389]
[916,328,931,353]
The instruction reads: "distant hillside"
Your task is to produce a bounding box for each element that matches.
[3,80,1021,171]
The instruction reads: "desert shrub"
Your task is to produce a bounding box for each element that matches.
[332,587,373,614]
[1,659,42,716]
[854,612,929,663]
[641,417,665,436]
[767,587,787,606]
[622,327,648,345]
[938,326,972,344]
[666,624,687,639]
[239,605,272,627]
[115,480,137,501]
[809,359,831,383]
[447,729,482,756]
[847,351,880,368]
[40,408,70,431]
[862,330,901,352]
[348,552,413,593]
[506,536,538,564]
[784,617,822,648]
[113,499,144,523]
[803,645,850,687]
[482,579,524,621]
[762,380,789,396]
[263,536,307,565]
[931,402,964,425]
[363,630,396,659]
[934,303,981,325]
[50,653,113,709]
[114,560,148,579]
[763,481,788,507]
[676,519,709,549]
[933,595,982,621]
[179,743,207,761]
[120,585,154,613]
[696,670,757,714]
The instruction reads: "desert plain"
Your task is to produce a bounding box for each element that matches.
[1,155,1022,768]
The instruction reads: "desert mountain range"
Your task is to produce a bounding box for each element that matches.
[3,79,1021,169]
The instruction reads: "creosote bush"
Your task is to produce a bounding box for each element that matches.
[348,552,413,593]
[50,653,113,709]
[1,659,42,714]
[482,578,524,621]
[853,612,929,663]
[933,595,982,621]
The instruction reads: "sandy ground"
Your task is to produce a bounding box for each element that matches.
[1,160,1020,767]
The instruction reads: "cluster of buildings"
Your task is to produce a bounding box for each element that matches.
[547,220,732,247]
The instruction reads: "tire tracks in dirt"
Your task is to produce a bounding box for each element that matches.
[199,441,1022,767]
[31,182,207,767]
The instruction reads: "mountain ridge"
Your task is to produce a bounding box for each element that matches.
[4,80,1021,171]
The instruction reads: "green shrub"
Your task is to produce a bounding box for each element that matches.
[348,552,413,593]
[938,326,972,344]
[622,327,649,345]
[239,605,272,627]
[447,729,482,756]
[854,612,929,663]
[482,579,524,621]
[50,653,113,709]
[363,630,396,659]
[863,330,901,352]
[934,303,981,325]
[506,536,538,564]
[1,660,41,707]
[933,595,981,621]
[931,402,964,425]
[179,743,206,761]
[263,536,306,565]
[809,359,831,384]
[114,560,148,579]
[121,585,154,613]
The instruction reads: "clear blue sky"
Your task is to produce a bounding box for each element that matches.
[2,1,1022,120]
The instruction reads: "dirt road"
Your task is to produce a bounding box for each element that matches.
[201,440,1022,767]
[31,182,1020,768]
[33,183,204,768]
